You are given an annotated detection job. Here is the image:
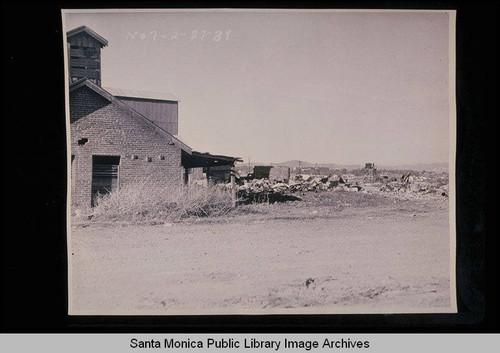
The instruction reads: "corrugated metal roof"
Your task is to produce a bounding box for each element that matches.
[104,87,179,102]
[67,26,108,47]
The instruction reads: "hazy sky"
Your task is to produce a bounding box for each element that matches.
[64,10,453,165]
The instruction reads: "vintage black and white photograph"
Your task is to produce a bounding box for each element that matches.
[63,9,457,315]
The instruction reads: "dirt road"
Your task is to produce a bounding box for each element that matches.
[69,194,453,314]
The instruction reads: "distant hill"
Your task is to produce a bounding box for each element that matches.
[272,161,448,172]
[272,160,313,168]
[273,160,363,170]
[238,160,449,173]
[317,163,364,170]
[378,163,449,172]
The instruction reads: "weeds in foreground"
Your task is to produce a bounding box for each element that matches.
[75,181,432,224]
[89,181,235,222]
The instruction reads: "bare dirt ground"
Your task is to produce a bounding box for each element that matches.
[69,191,453,315]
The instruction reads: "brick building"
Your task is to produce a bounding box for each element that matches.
[68,26,240,208]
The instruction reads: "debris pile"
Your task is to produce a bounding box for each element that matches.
[374,172,449,198]
[378,173,412,193]
[287,174,363,192]
[410,181,449,197]
[236,179,301,204]
[232,170,448,204]
[236,174,360,203]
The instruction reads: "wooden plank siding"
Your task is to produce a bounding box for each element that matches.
[69,47,100,59]
[114,97,179,135]
[70,58,101,69]
[69,43,102,84]
[68,33,103,48]
[70,68,101,80]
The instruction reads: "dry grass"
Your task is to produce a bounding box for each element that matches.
[89,181,235,222]
[77,180,444,226]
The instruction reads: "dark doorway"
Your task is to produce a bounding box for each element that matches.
[91,155,120,206]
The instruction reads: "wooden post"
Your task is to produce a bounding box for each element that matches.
[231,166,236,208]
[206,166,211,187]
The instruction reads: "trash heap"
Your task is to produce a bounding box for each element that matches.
[241,170,450,203]
[375,173,449,198]
[378,173,412,193]
[236,174,363,204]
[288,174,362,192]
[236,179,301,204]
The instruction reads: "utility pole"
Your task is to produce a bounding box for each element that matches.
[231,166,236,208]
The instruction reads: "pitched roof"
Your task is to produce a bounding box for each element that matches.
[69,78,191,154]
[181,150,243,168]
[104,87,178,102]
[67,26,108,47]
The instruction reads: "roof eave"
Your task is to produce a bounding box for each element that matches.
[67,25,108,47]
[69,78,113,102]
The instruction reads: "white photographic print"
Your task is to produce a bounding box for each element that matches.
[63,9,457,315]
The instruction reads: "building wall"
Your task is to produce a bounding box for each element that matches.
[269,166,290,183]
[206,165,232,184]
[114,97,178,135]
[70,86,183,209]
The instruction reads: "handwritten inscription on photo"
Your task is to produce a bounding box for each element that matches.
[127,30,232,42]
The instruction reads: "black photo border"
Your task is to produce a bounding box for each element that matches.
[1,0,497,333]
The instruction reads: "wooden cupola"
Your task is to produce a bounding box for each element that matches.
[67,26,108,86]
